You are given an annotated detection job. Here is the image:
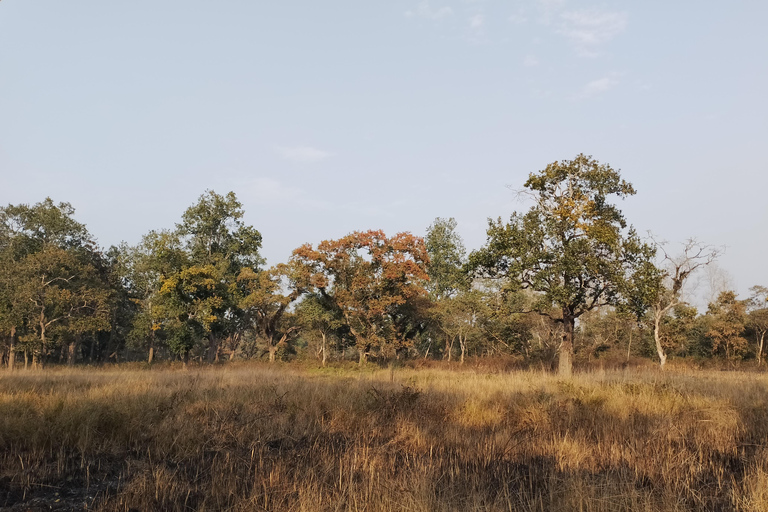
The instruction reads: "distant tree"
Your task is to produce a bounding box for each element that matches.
[645,239,719,367]
[469,154,655,376]
[238,261,310,362]
[176,191,264,362]
[0,199,109,369]
[130,191,264,364]
[746,286,768,364]
[425,217,468,300]
[295,292,345,366]
[293,230,429,364]
[706,291,748,360]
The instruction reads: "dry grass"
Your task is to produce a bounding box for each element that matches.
[1,364,767,511]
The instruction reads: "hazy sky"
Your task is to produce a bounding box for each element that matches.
[1,1,766,303]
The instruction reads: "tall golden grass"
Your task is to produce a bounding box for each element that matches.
[1,363,767,511]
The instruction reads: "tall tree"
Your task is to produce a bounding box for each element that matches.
[645,239,719,367]
[0,199,109,369]
[425,217,468,300]
[176,191,264,361]
[293,230,430,364]
[469,154,655,376]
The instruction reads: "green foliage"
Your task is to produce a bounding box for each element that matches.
[0,199,110,366]
[469,154,656,375]
[706,291,748,360]
[425,217,468,300]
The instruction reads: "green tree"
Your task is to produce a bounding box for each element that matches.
[706,291,748,360]
[469,154,655,376]
[176,190,264,361]
[295,293,346,366]
[425,217,468,300]
[0,199,110,369]
[237,261,309,362]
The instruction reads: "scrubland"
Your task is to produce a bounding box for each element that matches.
[1,363,768,511]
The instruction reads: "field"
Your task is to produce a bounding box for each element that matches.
[1,363,768,511]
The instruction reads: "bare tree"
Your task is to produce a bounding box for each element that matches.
[650,237,720,368]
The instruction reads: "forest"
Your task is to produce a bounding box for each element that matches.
[1,154,766,376]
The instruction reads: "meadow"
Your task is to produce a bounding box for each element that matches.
[1,363,767,511]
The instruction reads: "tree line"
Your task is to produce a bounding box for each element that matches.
[2,155,766,375]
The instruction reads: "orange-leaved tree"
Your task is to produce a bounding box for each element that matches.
[293,230,430,364]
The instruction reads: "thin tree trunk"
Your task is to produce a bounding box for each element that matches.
[268,344,278,363]
[207,333,218,363]
[459,335,466,365]
[558,310,575,377]
[321,332,327,367]
[38,309,46,370]
[626,327,633,363]
[8,326,16,372]
[654,310,667,368]
[758,332,765,365]
[67,342,77,366]
[358,349,367,366]
[24,350,29,370]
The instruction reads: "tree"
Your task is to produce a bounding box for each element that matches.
[293,230,430,364]
[0,200,110,369]
[425,217,468,300]
[746,286,768,364]
[237,261,309,362]
[436,290,484,364]
[469,154,655,376]
[295,293,345,366]
[645,239,719,367]
[425,218,471,360]
[706,291,748,360]
[176,191,264,362]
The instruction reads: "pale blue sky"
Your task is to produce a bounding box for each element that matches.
[1,1,766,302]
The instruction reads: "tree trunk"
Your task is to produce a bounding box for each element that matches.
[24,350,29,370]
[8,326,16,372]
[444,336,452,361]
[459,335,466,365]
[558,311,574,377]
[38,310,46,370]
[653,310,667,368]
[207,333,218,363]
[358,349,367,366]
[268,344,278,363]
[758,332,765,365]
[67,341,77,366]
[321,332,327,367]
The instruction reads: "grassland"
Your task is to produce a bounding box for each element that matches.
[1,363,767,511]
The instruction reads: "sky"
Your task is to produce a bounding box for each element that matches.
[1,1,767,304]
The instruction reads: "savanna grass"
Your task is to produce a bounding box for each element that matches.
[1,364,767,511]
